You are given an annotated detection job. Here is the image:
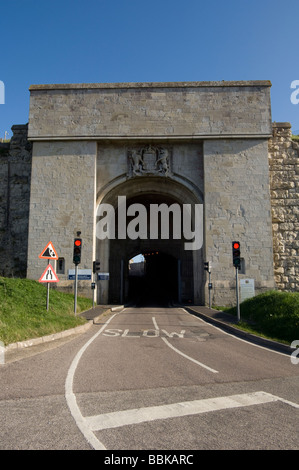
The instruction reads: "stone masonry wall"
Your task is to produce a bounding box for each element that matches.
[0,125,32,277]
[26,140,97,299]
[268,123,299,291]
[204,138,275,306]
[28,81,272,140]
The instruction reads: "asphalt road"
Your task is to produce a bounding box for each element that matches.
[0,306,298,451]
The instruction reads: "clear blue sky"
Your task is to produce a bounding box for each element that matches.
[1,0,299,139]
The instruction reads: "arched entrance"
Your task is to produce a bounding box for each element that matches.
[128,251,179,306]
[96,176,204,306]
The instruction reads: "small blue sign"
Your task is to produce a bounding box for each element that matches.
[98,272,109,280]
[68,274,92,280]
[68,269,92,281]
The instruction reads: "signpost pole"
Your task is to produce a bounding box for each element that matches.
[47,282,50,311]
[74,264,78,315]
[236,267,240,322]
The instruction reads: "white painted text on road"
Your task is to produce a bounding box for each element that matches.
[103,328,186,338]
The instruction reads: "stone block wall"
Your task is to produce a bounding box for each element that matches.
[28,81,272,140]
[268,123,299,291]
[204,138,275,305]
[0,125,32,277]
[26,140,97,298]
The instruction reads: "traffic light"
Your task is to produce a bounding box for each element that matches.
[204,262,210,272]
[232,241,241,269]
[73,238,82,265]
[93,260,101,273]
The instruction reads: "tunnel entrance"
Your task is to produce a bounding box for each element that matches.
[107,191,196,306]
[98,177,204,305]
[128,252,178,306]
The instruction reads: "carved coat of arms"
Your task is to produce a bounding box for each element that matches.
[128,145,171,177]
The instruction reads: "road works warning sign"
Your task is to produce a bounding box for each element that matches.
[39,242,59,260]
[39,264,59,283]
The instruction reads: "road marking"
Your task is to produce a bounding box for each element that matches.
[84,391,299,432]
[182,308,290,357]
[152,317,159,330]
[152,317,219,374]
[102,327,186,338]
[65,312,120,450]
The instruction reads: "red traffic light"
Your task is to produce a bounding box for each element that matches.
[232,241,241,269]
[73,238,82,265]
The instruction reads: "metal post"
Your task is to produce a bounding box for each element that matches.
[92,270,95,309]
[46,260,51,311]
[208,271,211,309]
[46,282,50,311]
[120,259,124,304]
[236,267,240,322]
[74,264,78,315]
[177,259,181,303]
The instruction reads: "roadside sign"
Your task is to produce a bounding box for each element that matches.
[240,279,255,302]
[39,241,59,260]
[39,264,59,283]
[68,269,92,280]
[98,272,109,280]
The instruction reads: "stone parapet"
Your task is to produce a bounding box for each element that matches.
[28,81,272,140]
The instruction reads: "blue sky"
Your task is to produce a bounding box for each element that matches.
[1,0,299,139]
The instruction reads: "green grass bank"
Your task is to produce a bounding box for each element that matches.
[0,277,92,345]
[218,290,299,344]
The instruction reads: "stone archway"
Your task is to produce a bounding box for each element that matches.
[96,177,204,305]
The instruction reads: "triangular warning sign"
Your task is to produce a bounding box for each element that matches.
[39,264,59,283]
[39,242,58,260]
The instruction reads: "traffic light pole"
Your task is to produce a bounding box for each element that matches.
[208,270,211,309]
[74,264,78,315]
[235,267,240,322]
[204,262,212,309]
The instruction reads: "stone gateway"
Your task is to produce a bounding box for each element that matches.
[1,81,297,306]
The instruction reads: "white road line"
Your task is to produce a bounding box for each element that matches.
[84,391,299,432]
[152,316,218,374]
[181,308,290,357]
[152,317,159,330]
[65,312,120,450]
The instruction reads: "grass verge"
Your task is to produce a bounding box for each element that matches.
[0,277,93,345]
[216,290,299,344]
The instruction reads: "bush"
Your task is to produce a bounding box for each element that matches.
[225,290,299,343]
